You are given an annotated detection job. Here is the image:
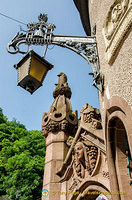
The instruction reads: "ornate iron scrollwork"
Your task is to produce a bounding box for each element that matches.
[7,14,103,92]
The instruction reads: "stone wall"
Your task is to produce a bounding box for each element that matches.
[89,0,132,129]
[88,1,132,199]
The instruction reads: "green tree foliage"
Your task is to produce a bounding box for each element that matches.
[0,109,46,200]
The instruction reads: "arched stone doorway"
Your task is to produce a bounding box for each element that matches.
[79,190,99,200]
[79,191,108,200]
[106,97,132,200]
[70,183,111,200]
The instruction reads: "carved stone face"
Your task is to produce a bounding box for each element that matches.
[88,146,98,169]
[83,112,94,123]
[112,3,122,23]
[61,120,68,131]
[74,142,84,162]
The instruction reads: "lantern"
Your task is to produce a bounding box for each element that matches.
[14,50,53,94]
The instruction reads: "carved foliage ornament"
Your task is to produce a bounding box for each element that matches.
[42,111,78,137]
[73,141,98,180]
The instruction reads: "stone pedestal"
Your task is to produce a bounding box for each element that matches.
[42,131,68,200]
[41,73,78,200]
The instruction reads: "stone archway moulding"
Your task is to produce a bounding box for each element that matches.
[104,96,132,200]
[104,96,132,151]
[69,180,111,200]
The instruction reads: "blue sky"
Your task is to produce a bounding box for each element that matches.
[0,0,100,130]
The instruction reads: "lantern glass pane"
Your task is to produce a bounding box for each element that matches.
[18,58,30,82]
[30,57,48,82]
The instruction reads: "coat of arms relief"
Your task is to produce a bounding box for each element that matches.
[65,104,107,192]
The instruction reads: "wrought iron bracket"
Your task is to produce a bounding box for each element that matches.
[7,14,103,92]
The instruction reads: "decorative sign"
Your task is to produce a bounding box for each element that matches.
[42,189,49,197]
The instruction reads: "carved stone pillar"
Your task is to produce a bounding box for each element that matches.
[42,73,78,200]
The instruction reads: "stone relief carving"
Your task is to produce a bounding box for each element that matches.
[104,0,129,40]
[103,0,132,63]
[102,171,110,179]
[42,73,78,137]
[80,103,102,129]
[53,72,72,99]
[67,136,74,147]
[73,141,98,180]
[69,174,81,191]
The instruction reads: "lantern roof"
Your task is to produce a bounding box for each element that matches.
[14,49,54,70]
